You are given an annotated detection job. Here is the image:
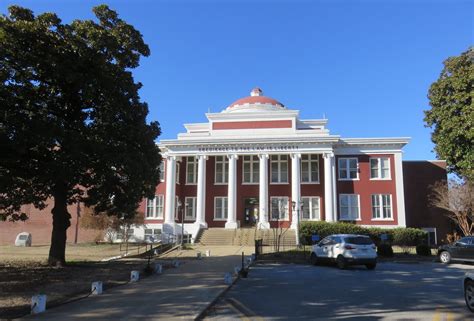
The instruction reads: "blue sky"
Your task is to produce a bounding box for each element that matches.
[2,0,472,160]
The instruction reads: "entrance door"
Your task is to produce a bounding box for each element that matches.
[243,198,259,226]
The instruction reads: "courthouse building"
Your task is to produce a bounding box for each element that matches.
[0,88,451,245]
[137,87,448,243]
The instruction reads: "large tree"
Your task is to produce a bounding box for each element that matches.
[424,48,474,180]
[0,5,161,266]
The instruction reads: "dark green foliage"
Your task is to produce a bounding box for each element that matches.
[377,243,394,257]
[424,47,474,180]
[392,228,428,247]
[0,5,161,265]
[416,244,432,256]
[300,222,427,247]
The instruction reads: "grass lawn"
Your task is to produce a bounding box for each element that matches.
[0,243,156,319]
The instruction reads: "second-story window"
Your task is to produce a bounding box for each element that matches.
[158,161,165,182]
[186,156,198,184]
[338,158,358,180]
[370,157,391,179]
[243,155,259,183]
[215,156,228,184]
[301,154,319,183]
[271,155,288,183]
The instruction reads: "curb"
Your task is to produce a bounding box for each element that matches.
[193,266,249,320]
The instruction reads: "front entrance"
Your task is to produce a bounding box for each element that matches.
[243,198,259,227]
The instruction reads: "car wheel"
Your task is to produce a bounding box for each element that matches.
[366,262,377,270]
[336,255,346,269]
[465,280,474,312]
[439,251,451,264]
[310,253,318,266]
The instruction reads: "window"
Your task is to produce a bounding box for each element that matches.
[339,194,360,220]
[338,158,358,180]
[422,227,437,246]
[301,197,320,221]
[185,197,197,220]
[214,197,228,220]
[370,157,391,179]
[215,156,229,184]
[145,195,164,218]
[371,194,392,219]
[270,197,289,220]
[176,162,180,184]
[271,155,288,183]
[301,154,319,183]
[158,161,165,182]
[144,229,161,242]
[243,155,259,183]
[186,156,198,184]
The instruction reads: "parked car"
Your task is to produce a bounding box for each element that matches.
[464,271,474,312]
[310,234,377,270]
[438,236,474,264]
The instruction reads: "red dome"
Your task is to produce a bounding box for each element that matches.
[228,88,284,108]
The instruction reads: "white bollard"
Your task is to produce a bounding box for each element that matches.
[91,281,103,295]
[224,272,233,285]
[234,266,241,275]
[154,263,163,274]
[31,294,47,314]
[205,250,211,257]
[197,252,202,260]
[130,270,140,282]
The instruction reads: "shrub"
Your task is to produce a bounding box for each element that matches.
[377,243,394,257]
[416,244,432,256]
[299,222,427,249]
[392,228,428,247]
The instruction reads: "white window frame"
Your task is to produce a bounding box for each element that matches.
[301,154,320,184]
[186,156,198,185]
[214,197,228,221]
[301,196,320,221]
[159,161,165,182]
[242,155,259,184]
[339,194,360,221]
[370,157,391,180]
[270,155,289,184]
[338,158,359,180]
[176,162,180,184]
[144,228,161,241]
[145,195,164,219]
[214,156,229,185]
[371,194,393,220]
[184,197,196,220]
[270,196,289,221]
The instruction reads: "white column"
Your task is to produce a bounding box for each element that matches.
[323,152,335,222]
[164,155,177,234]
[225,154,238,229]
[394,152,407,227]
[195,155,208,228]
[290,153,301,230]
[258,154,270,229]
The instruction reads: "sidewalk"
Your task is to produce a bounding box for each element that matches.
[22,245,254,321]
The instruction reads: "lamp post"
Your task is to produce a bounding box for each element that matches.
[292,200,302,247]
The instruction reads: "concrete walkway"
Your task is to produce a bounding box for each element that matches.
[23,245,254,321]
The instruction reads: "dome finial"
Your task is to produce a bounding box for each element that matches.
[251,87,263,97]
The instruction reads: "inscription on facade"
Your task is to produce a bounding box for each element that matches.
[198,145,300,152]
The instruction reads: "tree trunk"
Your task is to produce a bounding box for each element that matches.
[48,182,71,266]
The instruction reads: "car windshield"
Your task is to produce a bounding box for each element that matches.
[344,236,373,245]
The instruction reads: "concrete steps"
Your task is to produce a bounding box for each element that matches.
[198,228,236,245]
[197,228,297,247]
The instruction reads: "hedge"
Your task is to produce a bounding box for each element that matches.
[299,221,427,246]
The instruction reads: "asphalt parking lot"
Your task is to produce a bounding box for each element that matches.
[204,262,474,320]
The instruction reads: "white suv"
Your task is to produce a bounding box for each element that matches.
[310,234,377,269]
